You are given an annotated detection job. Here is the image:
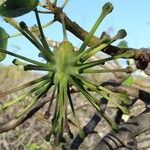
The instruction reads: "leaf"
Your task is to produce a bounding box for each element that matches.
[122,76,134,86]
[0,0,39,17]
[0,27,8,61]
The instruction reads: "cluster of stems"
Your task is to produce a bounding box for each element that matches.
[0,1,134,143]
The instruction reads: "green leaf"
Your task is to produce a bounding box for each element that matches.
[0,27,8,61]
[0,0,39,17]
[122,76,134,86]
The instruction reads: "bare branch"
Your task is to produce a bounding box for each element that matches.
[0,98,50,133]
[70,98,107,149]
[94,108,150,150]
[44,2,150,70]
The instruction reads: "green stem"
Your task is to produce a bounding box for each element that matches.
[77,75,131,105]
[67,86,75,115]
[99,91,129,115]
[67,83,84,137]
[82,68,131,74]
[44,86,56,119]
[80,29,127,62]
[43,19,55,28]
[79,57,112,70]
[58,82,65,136]
[4,18,47,54]
[0,74,51,97]
[0,49,47,67]
[9,20,55,39]
[76,75,129,114]
[16,81,52,118]
[71,76,118,130]
[13,59,28,66]
[61,0,69,9]
[20,22,52,61]
[74,29,127,63]
[24,64,54,72]
[53,0,58,5]
[72,35,110,64]
[1,80,49,109]
[53,84,59,121]
[61,13,68,41]
[1,93,29,109]
[47,85,60,141]
[34,9,53,57]
[79,49,134,70]
[82,43,109,62]
[16,95,38,117]
[79,2,113,52]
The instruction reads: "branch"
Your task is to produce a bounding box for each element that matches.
[0,98,50,133]
[93,81,150,149]
[104,80,150,106]
[70,78,150,149]
[44,3,150,70]
[94,108,150,150]
[70,98,108,149]
[0,89,81,133]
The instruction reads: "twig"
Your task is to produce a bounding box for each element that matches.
[43,2,150,70]
[0,97,50,133]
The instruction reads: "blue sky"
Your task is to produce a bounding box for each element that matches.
[1,0,150,65]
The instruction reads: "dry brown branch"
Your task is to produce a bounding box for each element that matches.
[43,2,150,70]
[94,108,150,150]
[70,98,108,149]
[0,98,50,133]
[70,79,150,149]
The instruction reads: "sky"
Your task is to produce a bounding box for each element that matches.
[1,0,150,65]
